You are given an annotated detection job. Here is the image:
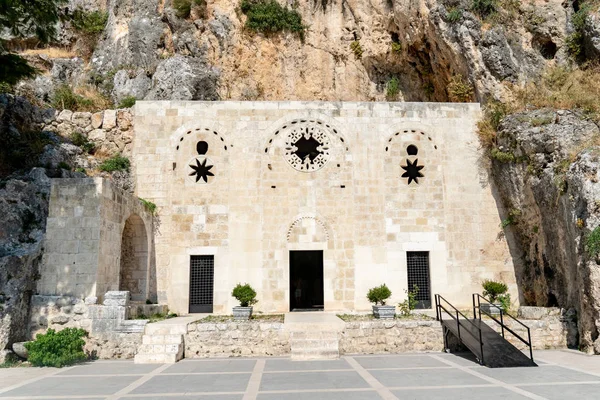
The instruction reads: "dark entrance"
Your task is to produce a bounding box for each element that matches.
[189,255,214,313]
[289,250,324,311]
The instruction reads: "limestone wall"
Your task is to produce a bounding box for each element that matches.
[43,109,134,156]
[185,321,290,358]
[340,320,444,354]
[133,101,517,314]
[38,178,155,301]
[28,292,147,359]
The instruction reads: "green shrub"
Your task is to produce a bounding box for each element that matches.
[447,74,473,102]
[391,42,402,53]
[231,283,258,307]
[586,226,600,259]
[57,162,71,170]
[98,154,130,172]
[0,81,14,94]
[118,96,136,109]
[447,7,463,23]
[482,280,508,302]
[386,76,400,100]
[172,0,206,18]
[498,293,511,312]
[71,9,108,35]
[240,0,305,38]
[471,0,497,18]
[350,40,363,59]
[140,198,157,215]
[51,85,94,111]
[24,328,88,367]
[565,3,592,60]
[367,284,392,305]
[490,148,515,163]
[69,131,96,154]
[74,167,86,174]
[398,285,419,316]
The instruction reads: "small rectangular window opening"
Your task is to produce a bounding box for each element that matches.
[406,251,431,309]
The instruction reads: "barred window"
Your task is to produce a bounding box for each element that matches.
[407,251,431,309]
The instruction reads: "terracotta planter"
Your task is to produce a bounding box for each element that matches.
[372,305,396,319]
[233,306,253,321]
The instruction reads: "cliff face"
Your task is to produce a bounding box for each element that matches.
[492,109,600,353]
[12,0,585,104]
[91,0,572,102]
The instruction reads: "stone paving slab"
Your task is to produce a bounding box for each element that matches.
[1,351,600,399]
[264,359,351,371]
[474,365,600,384]
[516,382,600,399]
[259,371,369,391]
[391,386,531,399]
[55,361,162,376]
[129,373,251,394]
[370,368,487,387]
[163,359,257,373]
[354,354,448,369]
[257,390,377,400]
[0,375,138,397]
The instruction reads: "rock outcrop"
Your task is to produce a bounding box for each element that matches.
[13,0,582,103]
[492,109,600,353]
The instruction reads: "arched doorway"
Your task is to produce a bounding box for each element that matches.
[119,214,149,302]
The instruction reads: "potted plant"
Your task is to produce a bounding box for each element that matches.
[481,280,509,315]
[231,283,258,321]
[367,284,395,319]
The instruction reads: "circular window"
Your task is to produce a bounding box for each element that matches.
[283,124,332,172]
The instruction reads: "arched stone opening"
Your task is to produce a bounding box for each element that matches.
[119,214,149,302]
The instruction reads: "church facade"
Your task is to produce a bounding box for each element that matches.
[128,101,517,315]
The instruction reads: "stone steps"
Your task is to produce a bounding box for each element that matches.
[285,313,344,361]
[134,324,186,364]
[290,330,340,360]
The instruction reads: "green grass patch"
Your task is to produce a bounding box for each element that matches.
[350,40,363,59]
[69,131,96,154]
[196,314,284,323]
[51,85,94,111]
[98,154,130,172]
[587,226,600,258]
[118,96,136,109]
[139,198,157,215]
[386,76,400,100]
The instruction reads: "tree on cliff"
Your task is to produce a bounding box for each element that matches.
[0,0,65,85]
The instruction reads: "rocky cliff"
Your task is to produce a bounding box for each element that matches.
[10,0,600,104]
[492,109,600,353]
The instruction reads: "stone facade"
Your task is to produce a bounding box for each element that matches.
[133,101,517,314]
[185,321,290,358]
[37,178,155,302]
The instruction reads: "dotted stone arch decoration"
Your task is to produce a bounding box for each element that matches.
[384,129,438,152]
[264,119,349,172]
[286,216,330,243]
[174,127,230,152]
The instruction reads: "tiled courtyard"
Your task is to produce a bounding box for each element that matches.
[0,351,599,400]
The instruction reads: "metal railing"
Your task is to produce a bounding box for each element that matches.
[435,294,485,365]
[472,294,534,363]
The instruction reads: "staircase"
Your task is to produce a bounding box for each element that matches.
[134,316,198,364]
[435,294,537,368]
[285,313,344,360]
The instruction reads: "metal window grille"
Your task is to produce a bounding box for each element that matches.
[407,251,431,309]
[189,255,214,313]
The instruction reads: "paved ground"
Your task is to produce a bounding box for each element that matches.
[0,350,599,399]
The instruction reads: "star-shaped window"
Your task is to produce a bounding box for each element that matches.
[293,135,322,163]
[189,158,214,183]
[401,159,424,185]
